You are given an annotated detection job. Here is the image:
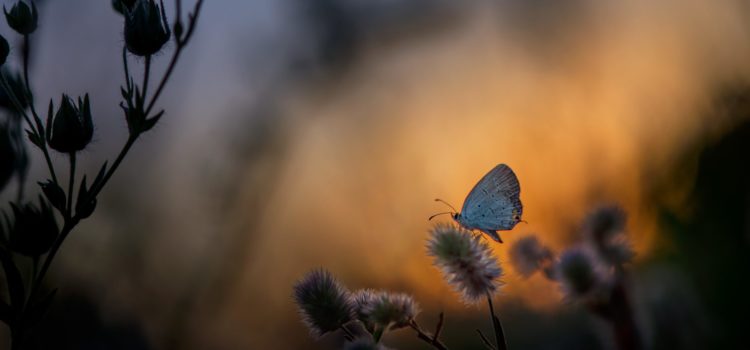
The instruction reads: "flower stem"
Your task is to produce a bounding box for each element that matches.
[91,134,137,197]
[66,152,76,218]
[409,320,449,350]
[486,293,508,350]
[141,55,151,101]
[339,324,355,341]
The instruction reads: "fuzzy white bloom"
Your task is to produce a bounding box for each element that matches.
[292,269,354,337]
[426,223,503,303]
[352,289,419,331]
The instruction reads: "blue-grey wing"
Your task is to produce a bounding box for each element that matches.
[460,164,523,231]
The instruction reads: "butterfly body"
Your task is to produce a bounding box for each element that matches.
[449,164,523,243]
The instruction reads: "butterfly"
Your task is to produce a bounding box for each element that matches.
[431,164,524,243]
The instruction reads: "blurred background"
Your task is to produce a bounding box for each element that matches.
[1,0,749,348]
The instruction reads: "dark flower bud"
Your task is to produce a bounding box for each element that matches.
[112,0,137,15]
[38,180,65,213]
[0,123,17,192]
[124,0,171,56]
[46,94,94,153]
[0,34,9,66]
[3,1,37,35]
[9,196,58,257]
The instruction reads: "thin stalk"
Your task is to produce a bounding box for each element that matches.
[143,47,181,117]
[410,320,449,350]
[339,324,355,341]
[28,218,78,302]
[486,293,508,350]
[66,153,76,218]
[141,55,151,101]
[91,134,137,197]
[144,0,204,117]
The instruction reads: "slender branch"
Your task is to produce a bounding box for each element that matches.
[339,324,355,341]
[433,312,445,341]
[409,320,449,350]
[144,0,203,117]
[28,217,78,303]
[91,134,137,197]
[66,153,76,219]
[143,47,179,117]
[141,55,151,101]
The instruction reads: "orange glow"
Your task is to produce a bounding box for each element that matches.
[181,1,750,347]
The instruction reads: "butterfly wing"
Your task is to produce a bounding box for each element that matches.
[460,164,523,232]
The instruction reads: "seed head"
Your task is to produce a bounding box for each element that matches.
[555,246,608,301]
[582,204,634,266]
[509,235,553,278]
[427,223,503,303]
[292,268,354,338]
[353,289,419,331]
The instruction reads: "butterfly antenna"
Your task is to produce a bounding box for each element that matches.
[428,212,453,221]
[434,198,458,213]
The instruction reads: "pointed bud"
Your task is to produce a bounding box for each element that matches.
[47,94,94,153]
[124,0,171,56]
[4,1,37,35]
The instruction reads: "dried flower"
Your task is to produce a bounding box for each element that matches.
[352,289,377,332]
[582,204,626,243]
[46,94,94,153]
[3,1,37,35]
[293,268,354,337]
[124,0,171,56]
[427,223,503,303]
[509,235,553,278]
[358,290,419,331]
[555,246,608,301]
[582,204,634,266]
